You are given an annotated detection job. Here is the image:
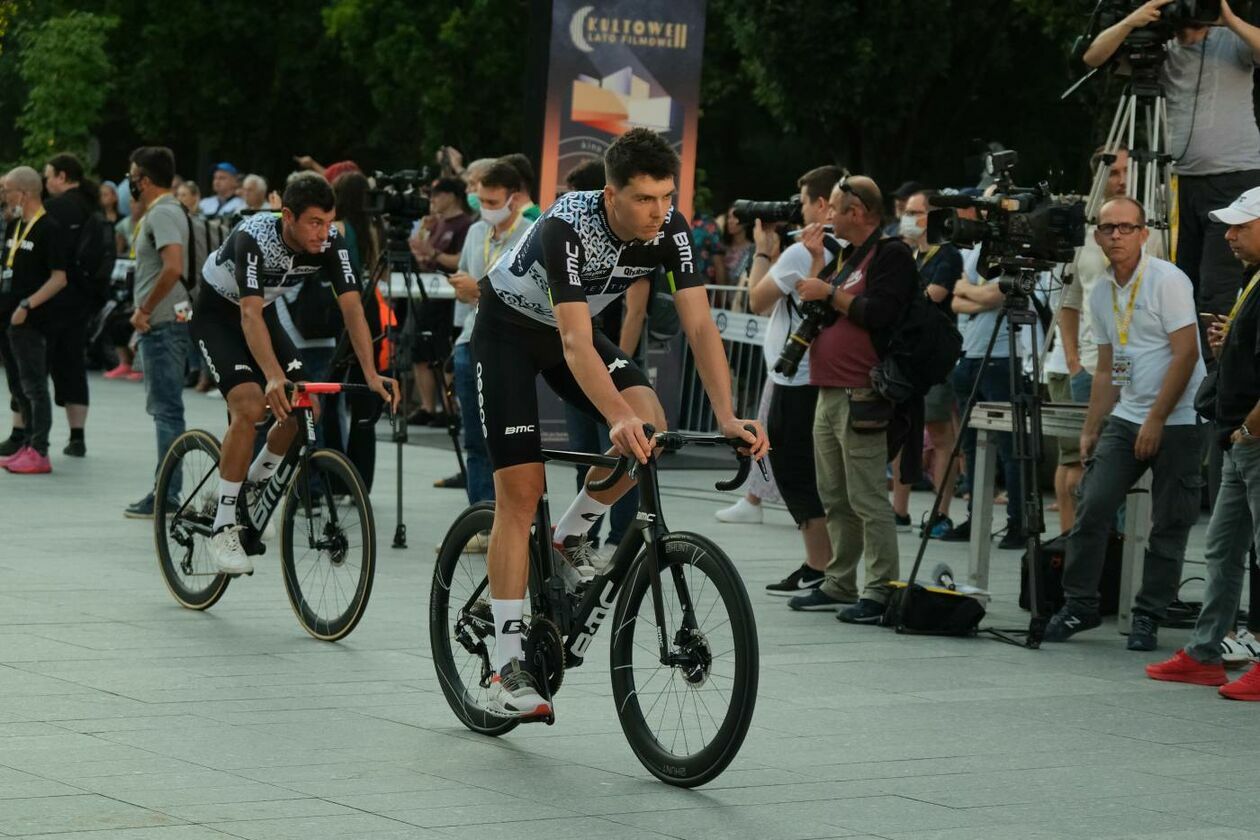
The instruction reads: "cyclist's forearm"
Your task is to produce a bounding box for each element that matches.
[241,308,285,381]
[338,293,379,379]
[564,341,636,425]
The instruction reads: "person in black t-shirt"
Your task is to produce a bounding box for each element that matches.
[1148,186,1260,698]
[0,166,70,474]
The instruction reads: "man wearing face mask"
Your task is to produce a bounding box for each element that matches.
[891,190,963,539]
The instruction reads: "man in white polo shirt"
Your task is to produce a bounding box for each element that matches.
[1045,196,1206,651]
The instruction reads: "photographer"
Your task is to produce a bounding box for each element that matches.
[743,165,840,606]
[1045,197,1205,651]
[1084,0,1260,315]
[795,176,918,624]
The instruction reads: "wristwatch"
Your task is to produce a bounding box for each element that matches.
[18,298,31,310]
[1241,423,1255,440]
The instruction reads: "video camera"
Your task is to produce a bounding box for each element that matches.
[365,168,433,219]
[926,151,1085,284]
[1081,0,1221,70]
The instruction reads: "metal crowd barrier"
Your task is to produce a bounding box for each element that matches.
[677,285,770,434]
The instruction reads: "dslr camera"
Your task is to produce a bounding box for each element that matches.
[730,196,804,226]
[774,231,846,379]
[927,151,1085,289]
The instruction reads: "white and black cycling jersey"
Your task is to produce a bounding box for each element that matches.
[485,190,702,328]
[201,212,356,306]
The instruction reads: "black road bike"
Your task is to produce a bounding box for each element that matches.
[430,429,761,787]
[154,382,381,641]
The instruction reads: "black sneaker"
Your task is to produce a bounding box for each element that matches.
[63,438,85,457]
[434,472,466,489]
[406,409,433,426]
[997,528,1027,551]
[938,518,972,542]
[0,433,26,458]
[766,564,823,597]
[837,598,886,625]
[788,589,854,611]
[894,513,912,533]
[1043,605,1103,642]
[124,494,156,519]
[1127,613,1159,651]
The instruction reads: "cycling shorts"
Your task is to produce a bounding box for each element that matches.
[191,286,310,397]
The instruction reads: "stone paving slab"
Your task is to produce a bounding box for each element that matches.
[0,375,1255,839]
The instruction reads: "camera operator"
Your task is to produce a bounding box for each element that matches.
[1045,196,1205,651]
[742,165,841,606]
[794,176,918,624]
[1084,0,1260,315]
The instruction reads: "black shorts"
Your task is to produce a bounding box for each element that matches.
[191,286,308,397]
[767,383,825,524]
[471,280,649,469]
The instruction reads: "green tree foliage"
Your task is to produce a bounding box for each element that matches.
[15,10,116,164]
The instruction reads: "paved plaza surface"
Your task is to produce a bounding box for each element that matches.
[0,376,1255,840]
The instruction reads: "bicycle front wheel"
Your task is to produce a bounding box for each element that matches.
[609,531,759,787]
[280,448,375,641]
[154,429,231,610]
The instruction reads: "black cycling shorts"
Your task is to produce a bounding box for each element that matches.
[471,279,649,469]
[191,286,309,397]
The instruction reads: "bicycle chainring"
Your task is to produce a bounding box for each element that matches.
[524,616,565,697]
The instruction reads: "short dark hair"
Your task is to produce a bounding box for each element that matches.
[604,128,679,189]
[565,158,606,192]
[797,165,844,205]
[129,146,176,188]
[480,161,523,194]
[500,153,537,200]
[47,152,85,184]
[431,176,466,197]
[282,172,336,218]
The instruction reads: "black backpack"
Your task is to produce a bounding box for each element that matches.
[871,243,963,402]
[74,210,116,306]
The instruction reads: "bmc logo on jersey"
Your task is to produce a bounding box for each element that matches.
[245,253,260,289]
[337,249,357,287]
[564,241,581,286]
[672,231,694,273]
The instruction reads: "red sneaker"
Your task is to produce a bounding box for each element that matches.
[103,363,132,379]
[4,447,51,474]
[0,445,30,468]
[1145,649,1227,686]
[1220,663,1260,701]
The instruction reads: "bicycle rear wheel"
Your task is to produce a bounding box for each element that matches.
[609,531,759,787]
[154,429,231,610]
[280,449,375,641]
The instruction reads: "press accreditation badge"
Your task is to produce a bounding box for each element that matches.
[0,268,11,296]
[1112,354,1134,387]
[173,300,192,323]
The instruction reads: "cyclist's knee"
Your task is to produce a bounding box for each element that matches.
[227,386,266,426]
[492,464,545,519]
[623,385,666,432]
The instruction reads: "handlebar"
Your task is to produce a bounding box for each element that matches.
[588,424,766,493]
[292,382,393,396]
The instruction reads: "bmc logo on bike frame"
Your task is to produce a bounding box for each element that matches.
[254,458,297,526]
[571,579,616,658]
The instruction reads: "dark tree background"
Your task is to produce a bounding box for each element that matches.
[0,0,1238,213]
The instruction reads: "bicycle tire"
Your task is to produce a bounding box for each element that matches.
[280,448,375,641]
[154,429,231,610]
[429,503,519,737]
[609,531,759,787]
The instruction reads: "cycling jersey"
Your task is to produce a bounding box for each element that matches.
[486,190,702,328]
[201,212,357,306]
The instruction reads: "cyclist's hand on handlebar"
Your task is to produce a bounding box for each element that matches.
[369,373,401,414]
[266,377,293,422]
[721,417,769,460]
[610,416,654,465]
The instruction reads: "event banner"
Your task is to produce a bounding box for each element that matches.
[538,0,707,217]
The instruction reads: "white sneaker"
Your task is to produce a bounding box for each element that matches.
[486,658,551,718]
[1221,629,1260,666]
[210,525,254,575]
[554,534,599,587]
[715,497,763,524]
[434,531,490,555]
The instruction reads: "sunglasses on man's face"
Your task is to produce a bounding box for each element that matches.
[838,177,873,213]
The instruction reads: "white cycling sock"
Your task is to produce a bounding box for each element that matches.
[213,479,243,532]
[553,488,611,544]
[491,598,525,674]
[247,444,285,484]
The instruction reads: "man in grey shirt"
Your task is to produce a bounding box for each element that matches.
[1084,0,1260,315]
[124,146,192,519]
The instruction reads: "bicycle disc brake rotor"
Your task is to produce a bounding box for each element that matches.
[675,628,713,687]
[524,616,565,696]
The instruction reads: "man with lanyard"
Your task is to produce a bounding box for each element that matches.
[0,166,69,474]
[195,173,399,575]
[442,159,533,510]
[1046,196,1205,651]
[471,128,768,718]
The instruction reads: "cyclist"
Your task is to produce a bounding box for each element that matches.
[195,173,398,575]
[472,129,769,717]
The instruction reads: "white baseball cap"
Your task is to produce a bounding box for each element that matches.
[1209,187,1260,225]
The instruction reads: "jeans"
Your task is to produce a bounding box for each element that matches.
[953,356,1023,530]
[137,323,190,497]
[1187,443,1260,662]
[562,399,637,545]
[7,324,51,455]
[1069,369,1093,404]
[1063,417,1205,618]
[453,343,495,504]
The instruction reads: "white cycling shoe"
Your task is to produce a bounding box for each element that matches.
[487,658,551,719]
[210,525,254,575]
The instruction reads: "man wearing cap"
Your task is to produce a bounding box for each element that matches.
[1045,196,1206,651]
[1146,185,1260,698]
[198,163,246,218]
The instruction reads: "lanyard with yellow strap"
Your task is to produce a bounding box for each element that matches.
[1111,256,1147,347]
[5,209,46,270]
[482,215,522,273]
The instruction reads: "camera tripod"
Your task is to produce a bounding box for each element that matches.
[1085,67,1174,256]
[900,267,1051,648]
